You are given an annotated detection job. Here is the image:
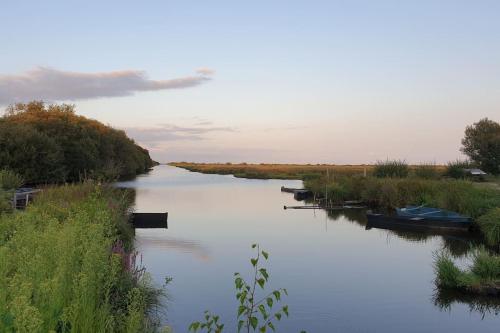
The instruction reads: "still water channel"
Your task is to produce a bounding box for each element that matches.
[117,165,500,332]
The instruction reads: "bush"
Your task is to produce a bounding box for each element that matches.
[0,170,23,190]
[373,160,409,178]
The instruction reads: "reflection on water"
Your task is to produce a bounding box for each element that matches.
[434,289,500,318]
[136,232,211,261]
[117,165,500,333]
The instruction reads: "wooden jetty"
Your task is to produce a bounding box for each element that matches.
[280,186,312,200]
[131,212,168,229]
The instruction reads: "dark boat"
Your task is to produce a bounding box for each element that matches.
[396,205,471,223]
[366,211,471,232]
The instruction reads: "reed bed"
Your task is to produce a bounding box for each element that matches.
[0,183,163,332]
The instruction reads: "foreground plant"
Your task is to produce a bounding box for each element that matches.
[189,244,303,333]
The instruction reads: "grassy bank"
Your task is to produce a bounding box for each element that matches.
[0,183,163,332]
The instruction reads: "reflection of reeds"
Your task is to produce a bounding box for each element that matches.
[433,288,500,317]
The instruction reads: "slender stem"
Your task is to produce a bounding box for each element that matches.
[247,245,260,333]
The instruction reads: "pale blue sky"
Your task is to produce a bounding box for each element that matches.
[1,1,499,163]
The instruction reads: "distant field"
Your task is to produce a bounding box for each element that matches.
[169,162,375,179]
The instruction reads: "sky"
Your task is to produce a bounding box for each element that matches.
[1,0,499,164]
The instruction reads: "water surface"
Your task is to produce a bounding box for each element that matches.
[117,165,500,332]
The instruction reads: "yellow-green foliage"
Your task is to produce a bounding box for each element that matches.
[0,184,159,332]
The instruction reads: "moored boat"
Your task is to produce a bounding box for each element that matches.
[366,211,472,232]
[396,205,471,223]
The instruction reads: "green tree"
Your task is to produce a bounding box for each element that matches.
[461,118,500,174]
[1,101,155,183]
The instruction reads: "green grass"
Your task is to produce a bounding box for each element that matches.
[434,248,500,293]
[0,183,163,332]
[477,208,500,247]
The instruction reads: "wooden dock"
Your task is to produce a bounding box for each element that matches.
[131,212,168,229]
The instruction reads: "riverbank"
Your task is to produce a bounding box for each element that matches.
[169,162,374,179]
[0,183,164,332]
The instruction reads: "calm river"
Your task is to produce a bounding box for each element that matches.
[117,165,500,332]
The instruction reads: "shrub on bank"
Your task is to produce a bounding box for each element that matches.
[0,184,163,332]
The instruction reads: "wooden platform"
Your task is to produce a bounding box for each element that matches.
[131,212,168,229]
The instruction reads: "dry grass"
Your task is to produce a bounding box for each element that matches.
[169,162,374,179]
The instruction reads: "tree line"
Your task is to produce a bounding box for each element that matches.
[0,101,155,184]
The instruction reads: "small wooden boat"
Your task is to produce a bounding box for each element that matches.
[367,212,471,232]
[396,206,471,223]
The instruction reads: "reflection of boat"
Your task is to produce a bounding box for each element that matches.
[396,206,471,223]
[366,212,471,232]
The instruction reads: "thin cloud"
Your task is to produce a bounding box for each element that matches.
[124,123,235,146]
[196,68,216,76]
[0,66,215,105]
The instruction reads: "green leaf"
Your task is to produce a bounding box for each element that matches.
[259,268,269,280]
[266,297,273,308]
[238,320,244,332]
[238,305,246,317]
[250,317,258,330]
[283,305,289,316]
[189,322,200,332]
[258,304,267,319]
[259,325,267,333]
[273,290,281,301]
[252,244,257,248]
[276,313,282,321]
[283,288,288,296]
[268,322,276,331]
[261,251,269,259]
[257,278,265,289]
[251,258,258,267]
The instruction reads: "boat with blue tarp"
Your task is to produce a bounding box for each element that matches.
[366,206,472,232]
[396,205,471,223]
